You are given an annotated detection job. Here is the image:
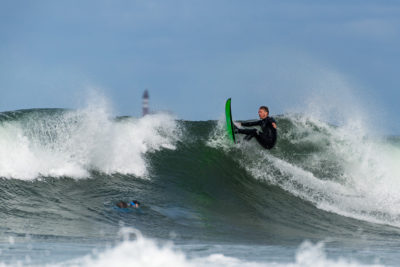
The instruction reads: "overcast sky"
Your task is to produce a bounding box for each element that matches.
[1,0,400,132]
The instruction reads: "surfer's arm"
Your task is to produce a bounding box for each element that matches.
[241,120,261,127]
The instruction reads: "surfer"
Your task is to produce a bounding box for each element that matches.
[234,106,277,149]
[116,200,141,209]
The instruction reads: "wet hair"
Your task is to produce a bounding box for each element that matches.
[259,106,269,113]
[116,201,128,208]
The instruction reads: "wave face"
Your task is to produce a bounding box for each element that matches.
[1,107,400,265]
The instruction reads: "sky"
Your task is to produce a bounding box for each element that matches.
[1,0,400,132]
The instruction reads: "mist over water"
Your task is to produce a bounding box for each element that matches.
[1,95,400,266]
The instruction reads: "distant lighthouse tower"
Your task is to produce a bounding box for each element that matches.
[142,89,149,116]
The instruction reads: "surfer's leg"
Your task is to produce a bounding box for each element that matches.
[236,128,257,141]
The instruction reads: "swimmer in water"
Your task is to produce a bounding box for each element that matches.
[116,200,141,209]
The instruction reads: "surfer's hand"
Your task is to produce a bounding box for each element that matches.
[234,122,242,127]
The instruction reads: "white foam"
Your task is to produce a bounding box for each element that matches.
[0,228,384,266]
[241,111,400,227]
[0,99,180,180]
[52,229,382,267]
[206,116,234,150]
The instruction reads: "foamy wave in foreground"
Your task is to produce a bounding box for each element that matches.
[36,228,381,267]
[0,105,180,180]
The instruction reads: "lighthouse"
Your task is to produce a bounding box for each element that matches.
[142,89,149,116]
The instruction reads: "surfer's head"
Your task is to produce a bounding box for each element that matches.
[130,200,140,208]
[258,106,269,119]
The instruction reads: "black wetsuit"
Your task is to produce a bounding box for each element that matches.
[237,117,277,149]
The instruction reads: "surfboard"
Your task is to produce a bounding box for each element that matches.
[225,98,236,144]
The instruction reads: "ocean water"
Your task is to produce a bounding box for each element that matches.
[1,104,400,266]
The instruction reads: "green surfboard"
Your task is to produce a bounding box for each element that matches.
[225,98,236,144]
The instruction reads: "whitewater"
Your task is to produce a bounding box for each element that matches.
[1,99,400,266]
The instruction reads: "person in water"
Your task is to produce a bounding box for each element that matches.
[116,200,141,209]
[235,106,277,149]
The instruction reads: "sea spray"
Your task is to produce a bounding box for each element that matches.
[0,107,180,180]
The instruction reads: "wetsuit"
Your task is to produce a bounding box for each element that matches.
[236,117,277,149]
